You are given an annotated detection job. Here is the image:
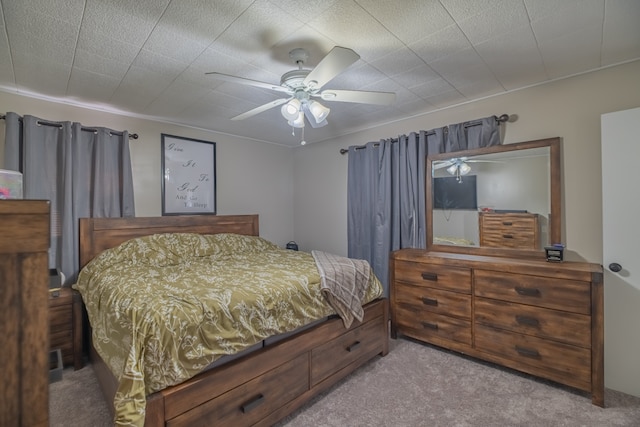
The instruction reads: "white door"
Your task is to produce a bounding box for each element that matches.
[601,107,640,398]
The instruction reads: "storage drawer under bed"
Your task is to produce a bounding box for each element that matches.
[166,353,309,427]
[311,313,385,386]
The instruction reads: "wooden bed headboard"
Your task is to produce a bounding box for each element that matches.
[79,214,259,269]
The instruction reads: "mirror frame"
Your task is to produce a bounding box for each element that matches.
[426,137,561,259]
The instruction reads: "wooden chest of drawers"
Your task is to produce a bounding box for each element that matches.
[479,212,539,249]
[390,249,604,406]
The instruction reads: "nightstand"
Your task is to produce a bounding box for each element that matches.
[49,287,83,370]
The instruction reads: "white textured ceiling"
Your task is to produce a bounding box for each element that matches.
[0,0,638,147]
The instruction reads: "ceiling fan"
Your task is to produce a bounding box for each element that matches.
[206,46,396,137]
[433,157,502,182]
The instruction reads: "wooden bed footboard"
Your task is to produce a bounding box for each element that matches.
[92,298,389,426]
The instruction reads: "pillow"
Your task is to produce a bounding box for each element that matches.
[85,232,280,270]
[206,233,279,254]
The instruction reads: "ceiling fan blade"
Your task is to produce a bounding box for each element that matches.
[231,98,290,121]
[206,72,291,94]
[433,160,455,170]
[302,105,328,128]
[319,89,396,105]
[303,46,360,90]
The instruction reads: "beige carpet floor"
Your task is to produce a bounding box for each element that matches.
[50,338,640,426]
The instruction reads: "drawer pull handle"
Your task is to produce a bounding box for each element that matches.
[422,297,438,306]
[502,221,513,226]
[241,394,265,413]
[422,321,438,330]
[502,234,514,239]
[347,341,361,352]
[421,272,438,281]
[515,346,540,359]
[515,315,540,327]
[515,287,541,297]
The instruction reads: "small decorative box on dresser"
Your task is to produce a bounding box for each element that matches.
[479,212,539,249]
[49,287,83,370]
[390,249,604,407]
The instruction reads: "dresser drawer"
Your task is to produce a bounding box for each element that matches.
[395,283,471,319]
[49,304,72,328]
[474,298,591,348]
[474,270,591,314]
[480,214,536,228]
[168,353,309,427]
[480,230,536,249]
[475,325,591,390]
[51,328,73,347]
[395,306,471,345]
[311,315,384,386]
[394,260,471,293]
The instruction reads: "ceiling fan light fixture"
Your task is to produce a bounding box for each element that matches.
[459,162,471,175]
[307,100,330,123]
[288,111,305,128]
[281,99,301,121]
[446,160,472,177]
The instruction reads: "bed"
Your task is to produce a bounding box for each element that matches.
[76,214,389,427]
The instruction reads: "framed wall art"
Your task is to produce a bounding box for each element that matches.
[161,134,216,215]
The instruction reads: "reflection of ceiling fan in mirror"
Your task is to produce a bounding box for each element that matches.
[433,157,501,182]
[206,46,396,143]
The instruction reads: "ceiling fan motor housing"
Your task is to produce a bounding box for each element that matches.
[280,69,314,91]
[289,48,309,65]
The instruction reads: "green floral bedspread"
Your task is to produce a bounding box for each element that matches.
[74,233,382,427]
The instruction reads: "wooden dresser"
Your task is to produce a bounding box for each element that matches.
[0,200,50,426]
[390,249,604,406]
[479,212,539,249]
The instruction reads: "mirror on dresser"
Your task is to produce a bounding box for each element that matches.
[426,137,561,258]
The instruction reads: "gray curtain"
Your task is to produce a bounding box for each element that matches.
[347,116,500,296]
[465,116,501,149]
[4,112,135,284]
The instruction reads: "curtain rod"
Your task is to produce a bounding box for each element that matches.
[0,114,139,139]
[339,114,510,155]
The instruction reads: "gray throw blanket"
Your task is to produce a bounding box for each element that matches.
[312,250,371,328]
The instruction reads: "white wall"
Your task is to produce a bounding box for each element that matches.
[293,60,640,264]
[0,91,295,247]
[2,61,638,259]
